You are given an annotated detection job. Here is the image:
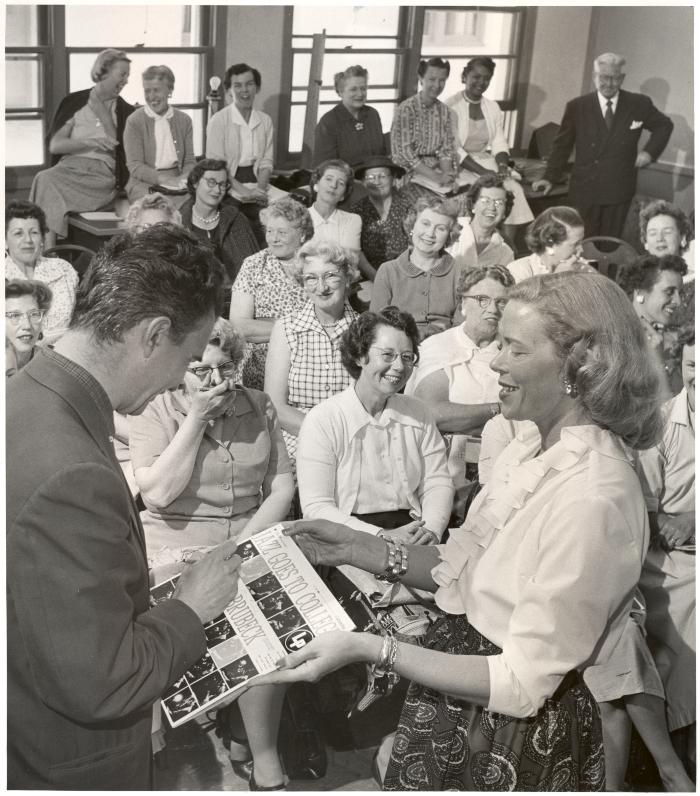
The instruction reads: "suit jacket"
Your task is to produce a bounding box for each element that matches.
[49,88,135,190]
[6,348,206,789]
[543,89,673,206]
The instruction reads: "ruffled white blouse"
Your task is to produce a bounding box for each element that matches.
[432,423,649,718]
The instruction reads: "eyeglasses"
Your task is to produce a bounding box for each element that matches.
[477,196,506,209]
[188,360,237,379]
[462,295,508,311]
[302,272,344,290]
[5,309,45,325]
[134,222,167,234]
[203,177,230,192]
[364,173,392,183]
[369,347,418,366]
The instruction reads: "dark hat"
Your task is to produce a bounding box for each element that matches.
[354,155,405,180]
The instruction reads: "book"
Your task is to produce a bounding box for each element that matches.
[153,524,355,727]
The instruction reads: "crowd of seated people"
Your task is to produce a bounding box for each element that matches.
[9,43,696,794]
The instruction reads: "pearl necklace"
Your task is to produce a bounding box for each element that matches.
[192,209,220,226]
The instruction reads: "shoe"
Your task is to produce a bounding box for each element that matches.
[249,766,287,791]
[371,748,383,789]
[230,757,254,782]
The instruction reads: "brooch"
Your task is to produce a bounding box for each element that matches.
[354,122,364,132]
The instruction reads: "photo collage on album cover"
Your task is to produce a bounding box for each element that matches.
[157,537,317,726]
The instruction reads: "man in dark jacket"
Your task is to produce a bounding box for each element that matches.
[533,52,673,237]
[7,225,241,789]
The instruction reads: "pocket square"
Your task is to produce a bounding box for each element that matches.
[630,120,643,130]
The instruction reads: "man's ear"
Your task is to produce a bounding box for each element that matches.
[142,316,173,357]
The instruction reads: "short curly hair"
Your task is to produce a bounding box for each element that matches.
[524,206,585,254]
[402,196,462,245]
[6,199,48,236]
[260,197,314,244]
[417,58,450,78]
[186,159,229,198]
[91,49,130,83]
[458,264,514,295]
[293,240,360,288]
[5,278,53,311]
[334,65,368,94]
[618,254,688,297]
[224,63,261,90]
[639,200,693,254]
[208,317,246,366]
[508,273,663,449]
[125,193,182,231]
[461,57,496,81]
[310,159,355,204]
[141,64,175,90]
[340,307,420,380]
[465,173,515,220]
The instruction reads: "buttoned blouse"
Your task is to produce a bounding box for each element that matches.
[432,423,649,718]
[206,103,274,181]
[129,384,290,521]
[309,206,362,251]
[297,386,453,535]
[391,94,457,172]
[636,388,694,516]
[447,221,514,271]
[282,301,357,412]
[5,255,79,344]
[369,248,461,335]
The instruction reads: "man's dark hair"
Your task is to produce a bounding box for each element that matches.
[70,224,224,344]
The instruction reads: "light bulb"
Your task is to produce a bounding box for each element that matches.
[209,76,221,92]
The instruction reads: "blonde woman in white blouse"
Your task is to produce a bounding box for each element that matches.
[253,272,663,791]
[5,201,78,345]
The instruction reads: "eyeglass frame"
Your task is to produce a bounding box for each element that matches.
[301,271,345,290]
[202,177,231,193]
[5,309,45,326]
[369,346,418,366]
[188,359,237,379]
[476,196,506,209]
[461,294,508,311]
[363,171,393,184]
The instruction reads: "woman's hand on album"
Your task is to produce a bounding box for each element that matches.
[281,519,354,567]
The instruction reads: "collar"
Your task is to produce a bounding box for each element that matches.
[143,104,174,121]
[338,386,423,440]
[597,91,619,114]
[286,300,356,337]
[34,346,115,433]
[668,388,692,428]
[338,103,369,122]
[228,103,261,128]
[5,254,69,283]
[512,422,631,466]
[309,206,340,225]
[395,248,455,277]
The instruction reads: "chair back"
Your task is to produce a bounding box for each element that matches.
[527,122,560,160]
[581,237,639,282]
[43,244,95,279]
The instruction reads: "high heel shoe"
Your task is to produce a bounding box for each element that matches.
[249,765,287,791]
[230,757,254,782]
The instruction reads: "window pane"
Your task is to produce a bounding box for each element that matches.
[69,52,205,105]
[293,53,397,90]
[6,54,41,108]
[422,10,516,56]
[293,7,399,36]
[65,5,203,47]
[180,108,205,157]
[294,37,398,49]
[5,118,44,166]
[6,5,39,46]
[288,105,306,153]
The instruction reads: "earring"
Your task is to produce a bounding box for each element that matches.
[636,294,645,304]
[545,246,555,255]
[563,378,579,397]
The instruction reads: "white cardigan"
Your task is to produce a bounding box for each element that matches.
[445,92,511,164]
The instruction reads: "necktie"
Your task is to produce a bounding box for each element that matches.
[604,100,614,130]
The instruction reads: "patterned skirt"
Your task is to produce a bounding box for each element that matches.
[383,615,605,791]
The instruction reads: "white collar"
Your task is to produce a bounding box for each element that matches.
[597,91,619,115]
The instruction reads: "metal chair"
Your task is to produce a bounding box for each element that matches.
[581,237,640,282]
[43,244,95,279]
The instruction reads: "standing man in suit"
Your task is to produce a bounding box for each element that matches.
[533,53,673,238]
[7,225,242,789]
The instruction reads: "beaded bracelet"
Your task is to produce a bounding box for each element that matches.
[377,538,409,583]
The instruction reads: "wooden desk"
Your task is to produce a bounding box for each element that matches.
[66,214,125,251]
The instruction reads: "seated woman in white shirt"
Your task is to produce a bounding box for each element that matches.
[445,57,534,243]
[206,63,274,245]
[448,173,514,271]
[252,272,663,791]
[508,206,595,283]
[308,159,374,280]
[405,264,513,488]
[297,306,453,544]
